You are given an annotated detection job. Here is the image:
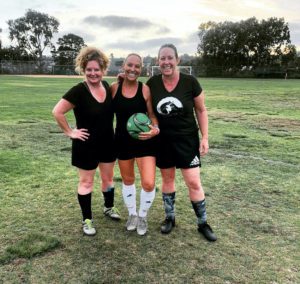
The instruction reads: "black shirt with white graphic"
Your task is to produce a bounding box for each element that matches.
[147,73,202,136]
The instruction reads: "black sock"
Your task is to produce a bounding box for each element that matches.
[78,193,92,221]
[162,192,176,219]
[191,199,207,225]
[102,187,114,208]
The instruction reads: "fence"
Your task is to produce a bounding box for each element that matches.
[192,66,300,79]
[0,60,53,74]
[1,60,300,79]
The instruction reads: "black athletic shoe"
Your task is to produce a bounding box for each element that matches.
[161,217,175,234]
[198,222,217,242]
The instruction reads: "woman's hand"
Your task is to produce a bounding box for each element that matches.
[200,137,209,156]
[138,125,160,140]
[68,128,90,141]
[117,72,125,83]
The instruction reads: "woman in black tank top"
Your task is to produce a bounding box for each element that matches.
[111,53,160,236]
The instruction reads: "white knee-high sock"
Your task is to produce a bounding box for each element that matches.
[122,183,137,216]
[139,188,156,218]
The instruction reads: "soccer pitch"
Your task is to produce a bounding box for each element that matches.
[0,75,299,283]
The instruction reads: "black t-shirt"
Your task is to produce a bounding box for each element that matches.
[147,73,202,136]
[62,81,114,143]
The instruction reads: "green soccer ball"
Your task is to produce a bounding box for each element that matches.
[126,113,151,139]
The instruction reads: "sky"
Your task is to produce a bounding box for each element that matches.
[1,0,300,58]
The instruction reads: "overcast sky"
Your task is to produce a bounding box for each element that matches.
[1,0,300,57]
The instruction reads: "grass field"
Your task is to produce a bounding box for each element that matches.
[0,75,299,283]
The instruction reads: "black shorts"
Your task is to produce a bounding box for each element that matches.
[115,132,157,160]
[71,136,116,170]
[156,132,201,169]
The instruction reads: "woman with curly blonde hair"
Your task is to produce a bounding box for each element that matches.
[52,46,120,236]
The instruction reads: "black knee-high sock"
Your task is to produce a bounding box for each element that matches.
[162,192,176,220]
[191,199,207,225]
[102,187,114,208]
[78,193,92,221]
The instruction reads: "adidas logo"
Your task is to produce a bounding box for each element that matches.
[190,156,200,166]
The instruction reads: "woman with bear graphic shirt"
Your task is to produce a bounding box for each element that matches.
[147,44,217,242]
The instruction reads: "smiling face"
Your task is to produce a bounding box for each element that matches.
[84,60,103,85]
[123,54,142,82]
[158,47,180,77]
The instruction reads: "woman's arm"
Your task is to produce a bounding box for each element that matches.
[194,91,209,156]
[140,84,160,139]
[110,82,118,98]
[143,84,158,126]
[52,99,89,141]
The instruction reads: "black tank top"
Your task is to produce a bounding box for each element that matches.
[113,81,147,135]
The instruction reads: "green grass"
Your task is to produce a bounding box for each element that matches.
[0,75,299,283]
[0,233,61,264]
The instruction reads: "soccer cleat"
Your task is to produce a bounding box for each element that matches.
[126,214,138,231]
[103,207,121,220]
[137,216,148,236]
[198,222,217,242]
[82,219,96,236]
[160,217,175,234]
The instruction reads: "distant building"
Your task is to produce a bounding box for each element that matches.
[108,55,124,76]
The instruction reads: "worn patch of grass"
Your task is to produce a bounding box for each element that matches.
[0,75,299,283]
[0,233,61,265]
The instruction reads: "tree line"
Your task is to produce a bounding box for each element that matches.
[196,17,299,77]
[0,10,299,77]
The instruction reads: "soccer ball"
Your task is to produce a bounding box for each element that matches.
[126,113,151,139]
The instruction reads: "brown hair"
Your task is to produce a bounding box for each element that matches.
[75,46,109,74]
[158,43,179,59]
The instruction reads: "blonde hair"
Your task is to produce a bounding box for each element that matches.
[124,53,143,66]
[75,46,109,74]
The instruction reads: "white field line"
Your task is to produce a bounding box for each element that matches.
[209,149,299,168]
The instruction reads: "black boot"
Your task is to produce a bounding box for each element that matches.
[191,200,217,242]
[161,192,176,234]
[161,217,175,234]
[198,222,217,242]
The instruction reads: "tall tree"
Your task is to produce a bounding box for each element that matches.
[281,44,297,68]
[52,33,86,65]
[198,17,293,74]
[7,9,59,70]
[252,18,291,66]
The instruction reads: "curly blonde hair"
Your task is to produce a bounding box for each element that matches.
[75,46,109,74]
